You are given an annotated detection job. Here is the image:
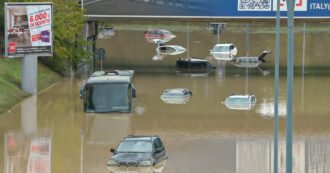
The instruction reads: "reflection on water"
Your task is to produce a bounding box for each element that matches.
[21,96,37,135]
[1,22,330,173]
[108,160,166,173]
[257,98,287,118]
[4,130,51,173]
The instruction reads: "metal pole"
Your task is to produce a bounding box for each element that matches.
[22,55,38,95]
[187,22,190,58]
[245,23,250,94]
[301,23,306,111]
[101,59,103,71]
[81,0,84,10]
[217,24,220,43]
[274,0,281,172]
[286,0,295,173]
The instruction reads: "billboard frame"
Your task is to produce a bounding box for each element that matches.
[4,2,53,58]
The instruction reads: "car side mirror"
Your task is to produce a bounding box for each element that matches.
[110,148,115,153]
[155,148,162,153]
[79,85,85,99]
[132,86,136,98]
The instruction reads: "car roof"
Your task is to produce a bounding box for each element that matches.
[214,43,233,47]
[227,94,254,99]
[163,88,189,94]
[123,135,159,141]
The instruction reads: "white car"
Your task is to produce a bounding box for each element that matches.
[156,45,187,55]
[160,88,192,104]
[224,94,256,110]
[210,43,237,61]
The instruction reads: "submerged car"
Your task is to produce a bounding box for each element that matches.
[230,50,271,68]
[224,94,256,110]
[210,43,238,61]
[156,45,187,55]
[176,58,213,78]
[80,70,136,113]
[160,88,192,104]
[144,29,176,43]
[107,136,167,167]
[98,27,115,38]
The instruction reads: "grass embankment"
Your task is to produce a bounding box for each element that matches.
[0,58,61,114]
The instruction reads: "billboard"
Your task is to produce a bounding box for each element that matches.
[85,0,330,18]
[4,3,53,57]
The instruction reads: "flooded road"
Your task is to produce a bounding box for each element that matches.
[1,22,330,173]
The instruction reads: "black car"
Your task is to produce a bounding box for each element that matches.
[107,136,167,167]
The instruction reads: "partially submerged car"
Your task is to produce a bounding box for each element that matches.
[210,43,237,61]
[160,88,192,104]
[98,27,115,38]
[107,136,167,167]
[80,70,136,113]
[230,50,271,68]
[176,58,213,78]
[144,29,176,43]
[224,94,256,110]
[156,45,187,55]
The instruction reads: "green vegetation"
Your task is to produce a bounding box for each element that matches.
[0,58,61,114]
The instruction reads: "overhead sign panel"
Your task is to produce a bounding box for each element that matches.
[4,3,53,57]
[85,0,330,18]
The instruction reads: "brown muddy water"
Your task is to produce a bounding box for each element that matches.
[1,22,330,173]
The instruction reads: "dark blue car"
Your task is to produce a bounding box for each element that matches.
[108,136,167,167]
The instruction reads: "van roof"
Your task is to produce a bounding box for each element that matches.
[86,70,134,84]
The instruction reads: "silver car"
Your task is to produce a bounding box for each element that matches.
[160,88,192,104]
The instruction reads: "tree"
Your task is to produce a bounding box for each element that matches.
[0,0,91,70]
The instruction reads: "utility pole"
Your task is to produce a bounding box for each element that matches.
[274,0,281,172]
[286,0,295,173]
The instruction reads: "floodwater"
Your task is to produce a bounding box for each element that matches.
[1,22,330,173]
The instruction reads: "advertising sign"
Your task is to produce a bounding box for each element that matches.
[85,0,330,18]
[5,3,53,57]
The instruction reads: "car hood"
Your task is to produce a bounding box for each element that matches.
[112,152,153,163]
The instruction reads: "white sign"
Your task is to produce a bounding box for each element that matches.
[273,0,308,11]
[27,5,52,47]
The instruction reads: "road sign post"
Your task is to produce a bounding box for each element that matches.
[97,48,105,70]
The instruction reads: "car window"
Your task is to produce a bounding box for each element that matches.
[117,141,153,153]
[154,138,164,150]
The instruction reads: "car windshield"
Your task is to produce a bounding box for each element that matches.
[160,47,175,53]
[225,97,251,106]
[117,140,153,153]
[85,83,131,113]
[164,91,186,96]
[213,45,229,53]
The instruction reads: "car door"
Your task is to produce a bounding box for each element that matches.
[153,137,166,163]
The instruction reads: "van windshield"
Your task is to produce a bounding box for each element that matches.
[85,83,131,113]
